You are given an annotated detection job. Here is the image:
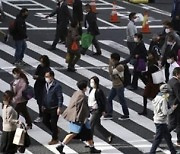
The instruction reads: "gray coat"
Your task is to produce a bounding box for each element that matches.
[62,90,90,124]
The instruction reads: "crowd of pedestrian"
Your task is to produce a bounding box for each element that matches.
[0,0,180,154]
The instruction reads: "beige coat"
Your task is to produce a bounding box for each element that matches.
[62,90,90,124]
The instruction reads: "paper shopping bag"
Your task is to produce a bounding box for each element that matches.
[13,127,25,146]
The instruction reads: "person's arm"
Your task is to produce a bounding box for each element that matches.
[174,82,180,103]
[96,89,106,112]
[46,8,58,18]
[7,108,19,124]
[56,84,64,115]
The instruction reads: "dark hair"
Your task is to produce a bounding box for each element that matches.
[167,34,176,42]
[40,55,50,67]
[111,53,120,61]
[134,33,143,40]
[90,76,99,88]
[77,80,88,90]
[85,4,92,11]
[46,70,55,78]
[2,90,14,106]
[12,68,29,84]
[129,12,136,20]
[20,8,28,15]
[166,22,173,29]
[167,52,177,60]
[173,67,180,76]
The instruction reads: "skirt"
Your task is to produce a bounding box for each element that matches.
[0,131,17,154]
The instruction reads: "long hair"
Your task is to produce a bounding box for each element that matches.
[90,76,100,88]
[12,67,29,84]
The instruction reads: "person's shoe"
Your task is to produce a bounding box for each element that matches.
[128,86,137,90]
[118,115,129,120]
[67,67,76,72]
[48,47,56,51]
[176,142,180,147]
[103,114,113,120]
[56,144,65,154]
[4,34,9,43]
[13,62,20,66]
[19,60,26,66]
[26,125,32,130]
[138,111,147,116]
[107,135,114,144]
[90,147,101,153]
[48,139,59,145]
[34,117,43,123]
[93,52,101,56]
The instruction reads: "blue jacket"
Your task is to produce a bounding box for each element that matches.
[43,80,63,109]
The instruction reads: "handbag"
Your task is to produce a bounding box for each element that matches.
[71,41,79,51]
[22,85,34,100]
[136,58,146,72]
[13,127,25,146]
[81,33,93,49]
[152,65,165,84]
[65,52,70,63]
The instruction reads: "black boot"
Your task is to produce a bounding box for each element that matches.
[90,147,101,153]
[138,97,147,115]
[56,144,65,154]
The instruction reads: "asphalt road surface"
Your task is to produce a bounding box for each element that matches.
[0,0,179,154]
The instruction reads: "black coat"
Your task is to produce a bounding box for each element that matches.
[49,2,71,27]
[85,11,100,36]
[34,65,51,100]
[73,0,83,22]
[89,88,106,112]
[13,14,27,40]
[133,41,147,60]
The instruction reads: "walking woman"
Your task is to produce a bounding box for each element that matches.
[56,80,101,154]
[88,76,113,143]
[138,52,160,115]
[33,55,51,123]
[11,68,32,129]
[0,90,19,154]
[66,19,81,72]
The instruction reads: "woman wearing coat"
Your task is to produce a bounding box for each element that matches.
[56,80,101,154]
[0,90,19,154]
[33,55,51,123]
[88,76,113,143]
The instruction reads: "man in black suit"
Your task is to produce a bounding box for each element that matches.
[81,4,101,56]
[46,0,71,50]
[168,67,180,146]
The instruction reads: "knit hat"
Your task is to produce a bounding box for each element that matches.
[159,84,171,93]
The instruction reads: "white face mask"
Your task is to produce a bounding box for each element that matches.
[165,28,170,34]
[167,41,173,46]
[45,77,51,83]
[167,59,172,64]
[134,37,138,42]
[13,74,19,79]
[90,80,96,88]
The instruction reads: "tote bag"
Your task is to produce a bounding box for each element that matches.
[81,33,93,49]
[152,66,165,84]
[71,41,79,51]
[13,127,25,146]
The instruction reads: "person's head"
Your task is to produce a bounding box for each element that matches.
[20,8,28,19]
[134,33,143,42]
[159,84,172,96]
[85,4,91,13]
[167,34,176,45]
[77,80,88,92]
[164,22,173,34]
[89,76,99,89]
[45,71,55,83]
[166,52,176,64]
[147,52,157,62]
[172,67,180,79]
[110,53,120,65]
[40,55,50,67]
[12,67,29,84]
[2,90,14,105]
[129,12,137,21]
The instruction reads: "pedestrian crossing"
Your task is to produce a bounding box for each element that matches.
[0,39,179,154]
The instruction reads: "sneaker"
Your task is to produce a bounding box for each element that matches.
[138,111,147,116]
[90,147,101,153]
[26,125,32,130]
[103,114,113,120]
[20,60,26,65]
[48,139,59,145]
[118,115,129,120]
[107,135,114,144]
[56,144,65,154]
[34,117,42,123]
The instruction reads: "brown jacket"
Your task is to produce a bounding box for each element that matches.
[62,90,90,123]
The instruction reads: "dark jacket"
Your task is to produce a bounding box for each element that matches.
[73,0,83,23]
[34,65,51,99]
[172,0,180,18]
[89,88,106,113]
[49,2,71,27]
[13,14,27,40]
[133,41,147,60]
[43,80,63,109]
[85,11,100,36]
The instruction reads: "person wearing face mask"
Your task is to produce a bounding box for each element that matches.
[42,71,63,145]
[138,52,160,115]
[11,68,32,130]
[0,90,20,154]
[13,8,28,66]
[88,76,113,143]
[33,55,51,123]
[56,80,101,154]
[167,67,180,147]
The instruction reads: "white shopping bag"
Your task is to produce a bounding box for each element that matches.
[13,127,25,146]
[152,69,165,84]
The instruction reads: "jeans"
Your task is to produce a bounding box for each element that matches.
[90,110,111,139]
[106,87,129,116]
[14,40,27,63]
[43,108,59,140]
[150,123,176,154]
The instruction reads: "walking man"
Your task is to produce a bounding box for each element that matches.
[42,71,63,145]
[13,8,28,65]
[46,0,71,50]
